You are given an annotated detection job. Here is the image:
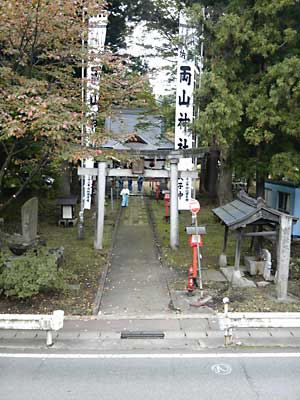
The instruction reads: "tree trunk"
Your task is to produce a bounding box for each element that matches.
[58,161,71,197]
[207,145,219,198]
[256,171,265,199]
[199,154,207,193]
[0,156,48,212]
[217,148,233,205]
[246,176,253,193]
[256,144,266,199]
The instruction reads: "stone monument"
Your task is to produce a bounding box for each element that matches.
[21,197,38,243]
[8,197,39,254]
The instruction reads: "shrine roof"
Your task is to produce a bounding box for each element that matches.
[103,108,173,151]
[212,191,296,230]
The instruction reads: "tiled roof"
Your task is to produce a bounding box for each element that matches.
[212,191,296,230]
[103,108,173,151]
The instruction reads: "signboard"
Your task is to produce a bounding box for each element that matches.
[83,158,94,210]
[175,12,195,210]
[190,234,202,246]
[132,159,145,175]
[83,13,108,210]
[188,198,200,214]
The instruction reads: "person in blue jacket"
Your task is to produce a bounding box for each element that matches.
[118,176,124,192]
[137,175,144,192]
[128,178,133,192]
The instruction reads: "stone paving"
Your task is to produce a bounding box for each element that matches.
[99,196,171,316]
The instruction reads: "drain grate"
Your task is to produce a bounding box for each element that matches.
[120,331,165,339]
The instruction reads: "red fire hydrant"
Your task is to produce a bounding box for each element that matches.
[164,192,170,222]
[187,233,203,295]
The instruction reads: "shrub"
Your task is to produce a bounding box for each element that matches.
[0,249,66,299]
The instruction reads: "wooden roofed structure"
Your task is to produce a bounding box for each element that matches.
[212,191,298,300]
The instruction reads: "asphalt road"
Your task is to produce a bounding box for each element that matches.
[1,352,300,400]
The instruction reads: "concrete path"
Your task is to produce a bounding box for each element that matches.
[99,196,171,316]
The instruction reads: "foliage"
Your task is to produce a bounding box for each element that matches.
[0,0,156,211]
[271,152,300,182]
[192,0,300,192]
[0,1,94,208]
[0,248,65,299]
[157,94,176,139]
[106,0,155,49]
[106,0,195,49]
[0,195,118,314]
[99,54,156,111]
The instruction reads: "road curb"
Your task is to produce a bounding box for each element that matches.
[64,313,216,321]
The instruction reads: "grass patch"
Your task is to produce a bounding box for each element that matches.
[150,196,243,271]
[149,194,300,312]
[0,195,118,315]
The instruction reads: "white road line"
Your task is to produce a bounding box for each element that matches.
[0,353,300,360]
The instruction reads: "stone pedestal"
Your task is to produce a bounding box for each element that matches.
[218,253,227,268]
[276,215,292,301]
[21,197,38,243]
[244,256,265,276]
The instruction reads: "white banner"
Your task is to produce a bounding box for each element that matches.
[83,13,108,209]
[175,12,195,210]
[83,158,94,210]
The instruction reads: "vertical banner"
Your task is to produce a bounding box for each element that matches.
[175,12,195,210]
[83,13,108,210]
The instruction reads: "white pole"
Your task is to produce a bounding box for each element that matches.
[170,158,179,249]
[94,162,106,250]
[110,185,114,210]
[78,8,86,240]
[46,331,53,347]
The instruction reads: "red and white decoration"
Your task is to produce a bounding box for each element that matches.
[188,198,200,214]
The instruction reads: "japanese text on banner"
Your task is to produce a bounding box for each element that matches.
[175,12,195,210]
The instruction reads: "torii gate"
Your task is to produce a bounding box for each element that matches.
[78,149,205,251]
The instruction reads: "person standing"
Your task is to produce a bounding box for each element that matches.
[120,184,130,207]
[128,177,133,192]
[118,176,124,192]
[137,175,144,192]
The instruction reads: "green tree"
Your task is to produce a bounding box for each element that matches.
[0,0,95,209]
[0,0,155,211]
[192,0,300,202]
[106,0,155,49]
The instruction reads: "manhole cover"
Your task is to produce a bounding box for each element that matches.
[211,363,232,376]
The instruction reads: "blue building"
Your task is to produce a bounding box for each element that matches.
[265,180,300,237]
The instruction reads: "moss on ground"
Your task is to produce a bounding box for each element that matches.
[1,190,300,314]
[148,195,300,312]
[0,196,118,315]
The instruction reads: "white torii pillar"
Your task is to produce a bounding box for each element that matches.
[170,158,179,250]
[94,162,106,250]
[78,161,197,250]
